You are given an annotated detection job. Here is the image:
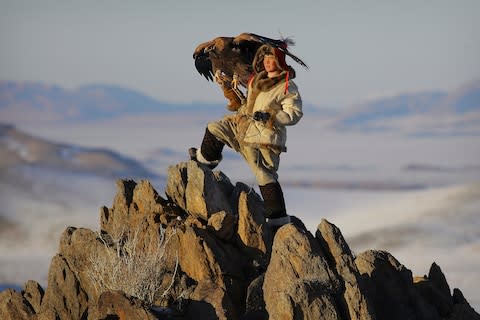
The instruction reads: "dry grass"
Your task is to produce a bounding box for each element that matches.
[88,226,178,305]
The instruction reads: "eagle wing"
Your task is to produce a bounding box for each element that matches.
[193,33,308,87]
[193,34,262,87]
[193,33,307,110]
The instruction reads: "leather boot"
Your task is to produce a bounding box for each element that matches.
[259,182,308,234]
[259,182,287,219]
[189,128,224,169]
[201,128,224,162]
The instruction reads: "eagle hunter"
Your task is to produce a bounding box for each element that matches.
[193,32,308,111]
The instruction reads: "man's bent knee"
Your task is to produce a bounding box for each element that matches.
[255,171,278,186]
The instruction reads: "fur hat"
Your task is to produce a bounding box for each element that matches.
[273,46,289,70]
[253,45,292,74]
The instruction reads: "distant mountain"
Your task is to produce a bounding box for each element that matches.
[333,79,480,135]
[336,91,447,127]
[1,79,479,135]
[0,123,157,179]
[0,124,162,287]
[0,81,224,122]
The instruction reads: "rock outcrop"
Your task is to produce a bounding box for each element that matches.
[1,160,479,320]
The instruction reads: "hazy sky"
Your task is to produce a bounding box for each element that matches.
[1,0,479,108]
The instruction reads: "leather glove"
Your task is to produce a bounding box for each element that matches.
[253,111,271,123]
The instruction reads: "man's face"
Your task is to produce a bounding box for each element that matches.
[263,55,281,73]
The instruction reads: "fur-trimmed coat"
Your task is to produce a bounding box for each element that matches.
[236,70,303,152]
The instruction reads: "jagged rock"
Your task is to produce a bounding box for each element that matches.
[236,187,272,265]
[57,227,107,303]
[177,226,217,283]
[5,160,480,320]
[212,170,236,198]
[34,309,59,320]
[186,281,238,320]
[101,179,172,240]
[208,210,236,240]
[101,179,137,236]
[22,280,44,314]
[414,263,454,317]
[414,277,446,318]
[355,250,438,320]
[316,219,376,320]
[451,288,480,320]
[88,290,158,320]
[40,254,89,319]
[185,214,206,229]
[0,289,35,320]
[98,179,181,299]
[429,262,452,299]
[263,223,342,320]
[155,273,196,312]
[244,273,267,319]
[166,161,233,220]
[177,225,246,318]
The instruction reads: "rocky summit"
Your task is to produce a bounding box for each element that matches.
[1,160,479,320]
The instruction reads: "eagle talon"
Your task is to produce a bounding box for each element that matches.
[231,73,239,89]
[214,70,224,85]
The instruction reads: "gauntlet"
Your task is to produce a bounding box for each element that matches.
[253,111,271,122]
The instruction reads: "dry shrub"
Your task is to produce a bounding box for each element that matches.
[88,226,178,305]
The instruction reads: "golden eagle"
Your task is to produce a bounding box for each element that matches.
[193,33,307,111]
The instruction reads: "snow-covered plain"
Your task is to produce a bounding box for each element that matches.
[1,112,480,309]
